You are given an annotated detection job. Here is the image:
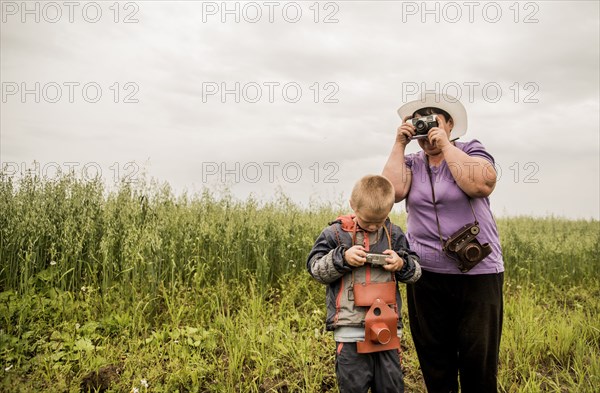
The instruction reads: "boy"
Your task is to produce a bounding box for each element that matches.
[307,174,421,393]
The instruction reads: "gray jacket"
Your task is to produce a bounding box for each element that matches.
[307,217,421,331]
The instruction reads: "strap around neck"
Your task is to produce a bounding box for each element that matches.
[425,156,478,248]
[352,222,392,252]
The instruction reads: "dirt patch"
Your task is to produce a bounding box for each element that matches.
[80,364,122,392]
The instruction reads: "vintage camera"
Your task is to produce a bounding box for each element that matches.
[443,222,492,272]
[365,253,389,266]
[407,115,438,139]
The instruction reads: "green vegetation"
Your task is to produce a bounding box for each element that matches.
[1,174,598,392]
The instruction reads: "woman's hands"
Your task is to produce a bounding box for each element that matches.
[384,115,414,201]
[396,114,453,151]
[427,115,452,151]
[396,116,416,147]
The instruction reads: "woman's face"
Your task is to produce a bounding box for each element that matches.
[414,113,453,156]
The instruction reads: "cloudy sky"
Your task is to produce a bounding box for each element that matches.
[1,1,599,219]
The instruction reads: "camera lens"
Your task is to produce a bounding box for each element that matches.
[463,244,482,262]
[414,120,427,134]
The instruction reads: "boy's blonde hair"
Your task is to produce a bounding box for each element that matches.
[350,175,395,216]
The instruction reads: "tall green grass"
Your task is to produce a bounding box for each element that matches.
[2,173,598,295]
[0,173,343,295]
[1,173,598,392]
[497,217,599,286]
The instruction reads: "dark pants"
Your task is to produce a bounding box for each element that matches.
[335,342,404,393]
[407,270,503,393]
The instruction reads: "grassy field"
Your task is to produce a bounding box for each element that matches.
[1,174,599,392]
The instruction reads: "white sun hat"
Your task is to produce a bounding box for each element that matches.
[397,94,468,140]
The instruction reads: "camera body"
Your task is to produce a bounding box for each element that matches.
[407,115,438,139]
[443,222,492,272]
[365,253,388,266]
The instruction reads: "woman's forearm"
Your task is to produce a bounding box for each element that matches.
[441,144,496,197]
[382,142,412,202]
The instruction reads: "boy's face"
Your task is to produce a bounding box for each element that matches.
[353,208,388,233]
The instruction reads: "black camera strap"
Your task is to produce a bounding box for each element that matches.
[425,155,478,250]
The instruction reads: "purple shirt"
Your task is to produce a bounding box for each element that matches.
[405,139,504,275]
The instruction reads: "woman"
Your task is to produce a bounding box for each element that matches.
[382,94,504,393]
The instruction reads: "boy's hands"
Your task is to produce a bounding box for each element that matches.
[382,250,405,272]
[344,245,367,267]
[344,247,406,271]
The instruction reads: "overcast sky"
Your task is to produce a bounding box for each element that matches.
[1,1,599,219]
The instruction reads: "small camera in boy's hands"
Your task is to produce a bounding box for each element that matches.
[365,253,389,266]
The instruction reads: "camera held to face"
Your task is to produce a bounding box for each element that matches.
[443,222,492,272]
[407,115,438,139]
